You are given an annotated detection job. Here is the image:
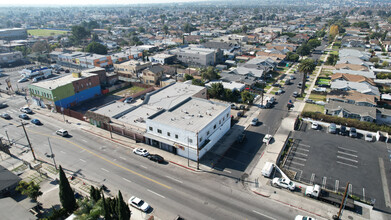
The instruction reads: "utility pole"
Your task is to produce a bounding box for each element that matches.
[196,132,199,170]
[20,120,36,160]
[5,130,11,145]
[48,138,57,170]
[187,137,190,167]
[336,181,350,220]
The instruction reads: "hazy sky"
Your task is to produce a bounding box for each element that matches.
[0,0,207,6]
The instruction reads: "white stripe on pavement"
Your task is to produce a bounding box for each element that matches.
[224,169,232,173]
[120,156,126,160]
[123,178,132,183]
[337,156,358,163]
[336,161,358,168]
[140,165,147,169]
[290,161,305,166]
[337,151,358,157]
[166,176,183,183]
[293,152,308,157]
[79,159,86,163]
[60,151,66,154]
[337,146,357,153]
[252,210,276,220]
[147,189,165,198]
[101,168,109,172]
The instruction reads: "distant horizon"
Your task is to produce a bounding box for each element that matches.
[0,0,211,6]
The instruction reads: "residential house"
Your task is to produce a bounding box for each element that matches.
[149,53,176,65]
[331,73,376,86]
[233,58,277,79]
[205,80,246,92]
[326,90,378,107]
[114,60,152,82]
[334,63,369,72]
[0,165,21,198]
[330,81,380,96]
[0,28,27,40]
[332,69,375,79]
[168,46,223,67]
[142,65,165,86]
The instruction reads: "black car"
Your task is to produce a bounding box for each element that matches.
[339,126,348,136]
[236,133,246,143]
[148,154,164,163]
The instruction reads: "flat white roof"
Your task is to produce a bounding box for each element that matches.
[94,101,135,118]
[31,72,97,90]
[116,105,160,129]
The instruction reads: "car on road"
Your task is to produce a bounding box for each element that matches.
[20,107,32,114]
[349,127,357,138]
[311,122,319,130]
[276,89,284,95]
[1,113,11,119]
[365,133,373,142]
[230,104,238,110]
[56,129,68,136]
[272,177,296,191]
[123,97,133,103]
[133,148,149,157]
[298,82,302,88]
[272,83,281,88]
[19,113,29,120]
[295,215,316,220]
[31,119,41,125]
[290,75,295,80]
[128,196,150,212]
[251,118,258,126]
[328,123,337,134]
[0,103,7,109]
[293,91,298,98]
[147,154,164,163]
[65,69,70,73]
[339,126,348,136]
[263,134,273,145]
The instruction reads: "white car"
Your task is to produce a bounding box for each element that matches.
[311,122,319,130]
[128,196,150,212]
[365,133,373,142]
[295,215,316,220]
[251,118,258,126]
[272,177,296,191]
[20,107,32,114]
[18,77,28,83]
[263,134,273,145]
[133,148,149,157]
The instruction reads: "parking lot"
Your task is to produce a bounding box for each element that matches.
[283,122,391,211]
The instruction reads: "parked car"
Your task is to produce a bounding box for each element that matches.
[290,75,295,80]
[20,107,32,114]
[0,103,7,109]
[236,133,246,143]
[31,119,41,125]
[295,215,316,220]
[65,69,70,73]
[236,111,243,117]
[339,126,348,136]
[365,133,373,142]
[284,79,290,85]
[251,118,258,126]
[124,97,133,103]
[272,177,296,191]
[277,89,284,95]
[311,122,319,130]
[328,123,337,134]
[239,105,246,110]
[18,77,28,83]
[293,91,299,98]
[305,99,315,104]
[349,127,357,138]
[147,154,164,163]
[230,104,238,110]
[128,196,150,212]
[56,129,68,136]
[19,113,29,120]
[1,113,11,119]
[297,82,302,88]
[133,148,149,157]
[263,134,273,145]
[272,83,281,87]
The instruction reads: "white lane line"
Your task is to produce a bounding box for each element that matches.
[296,148,309,152]
[113,159,117,161]
[147,189,165,198]
[293,152,308,157]
[224,169,232,173]
[166,176,183,184]
[337,156,358,163]
[82,139,88,143]
[290,161,305,166]
[286,166,303,173]
[322,177,327,189]
[336,161,358,168]
[310,173,315,185]
[337,146,357,153]
[79,159,86,163]
[379,158,391,208]
[120,156,126,160]
[60,151,66,154]
[338,151,358,157]
[335,180,339,192]
[298,143,311,148]
[43,185,59,195]
[292,157,307,161]
[101,168,109,172]
[123,178,132,183]
[140,165,147,169]
[252,210,276,220]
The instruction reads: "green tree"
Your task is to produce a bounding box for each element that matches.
[183,23,195,33]
[32,40,50,53]
[59,165,77,214]
[286,52,299,62]
[89,186,101,203]
[382,61,389,68]
[298,58,316,96]
[102,193,110,220]
[208,83,225,99]
[307,39,321,49]
[296,43,311,56]
[241,90,254,104]
[16,180,42,201]
[117,191,130,220]
[138,26,145,33]
[163,25,169,35]
[192,79,204,86]
[184,74,193,81]
[202,66,218,80]
[70,26,90,46]
[14,45,31,56]
[85,42,107,55]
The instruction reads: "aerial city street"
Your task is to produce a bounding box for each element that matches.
[0,0,391,219]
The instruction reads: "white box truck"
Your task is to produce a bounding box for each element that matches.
[261,162,274,177]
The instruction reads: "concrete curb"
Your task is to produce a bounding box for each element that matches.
[252,190,271,197]
[169,160,197,172]
[81,128,135,149]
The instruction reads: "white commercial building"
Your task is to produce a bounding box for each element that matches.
[145,97,231,161]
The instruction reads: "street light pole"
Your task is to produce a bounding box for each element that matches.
[47,138,57,170]
[187,137,190,167]
[5,130,11,145]
[20,120,36,160]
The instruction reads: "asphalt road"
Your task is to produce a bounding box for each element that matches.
[212,73,303,180]
[1,94,309,220]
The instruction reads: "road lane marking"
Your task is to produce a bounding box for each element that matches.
[252,210,276,220]
[147,189,165,198]
[293,152,308,157]
[224,169,232,173]
[337,156,358,163]
[101,168,109,172]
[25,129,172,190]
[60,151,66,154]
[336,161,358,168]
[79,159,86,163]
[292,157,307,161]
[290,161,305,166]
[298,143,310,148]
[166,176,183,183]
[43,185,59,195]
[335,180,339,192]
[140,165,147,169]
[296,148,309,152]
[82,139,88,143]
[322,177,327,189]
[379,158,391,208]
[337,151,358,157]
[120,156,126,160]
[123,178,132,183]
[310,173,315,185]
[337,146,357,153]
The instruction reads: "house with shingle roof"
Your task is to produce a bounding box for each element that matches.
[334,63,369,71]
[332,69,375,79]
[330,81,380,96]
[331,73,375,86]
[326,90,378,107]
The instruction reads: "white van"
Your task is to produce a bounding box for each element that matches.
[56,129,68,137]
[261,162,274,177]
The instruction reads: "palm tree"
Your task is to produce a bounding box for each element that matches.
[297,58,316,96]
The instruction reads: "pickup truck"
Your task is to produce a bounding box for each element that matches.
[305,184,355,210]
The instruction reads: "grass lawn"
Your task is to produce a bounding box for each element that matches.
[309,93,326,101]
[303,103,324,113]
[271,87,280,93]
[317,78,330,85]
[114,86,146,97]
[330,50,339,56]
[28,29,68,36]
[264,85,272,91]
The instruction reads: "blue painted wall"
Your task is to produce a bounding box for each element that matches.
[54,85,101,108]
